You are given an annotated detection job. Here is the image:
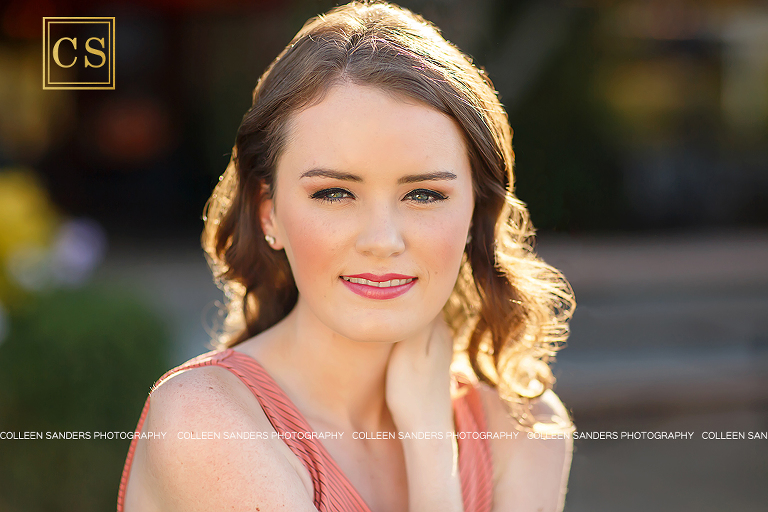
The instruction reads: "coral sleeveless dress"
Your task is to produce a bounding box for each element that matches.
[117,348,493,512]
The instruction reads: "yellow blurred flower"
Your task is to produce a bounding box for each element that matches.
[0,168,60,303]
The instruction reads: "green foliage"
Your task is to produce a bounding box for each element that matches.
[0,285,172,512]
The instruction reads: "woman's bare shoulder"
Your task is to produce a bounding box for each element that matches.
[146,364,270,435]
[475,383,574,512]
[128,365,317,512]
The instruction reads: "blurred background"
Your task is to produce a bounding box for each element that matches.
[0,0,766,510]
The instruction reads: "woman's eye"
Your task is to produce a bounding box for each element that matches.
[405,189,448,203]
[311,188,353,202]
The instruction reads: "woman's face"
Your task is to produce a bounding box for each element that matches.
[262,82,474,343]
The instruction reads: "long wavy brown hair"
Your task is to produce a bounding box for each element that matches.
[202,0,575,425]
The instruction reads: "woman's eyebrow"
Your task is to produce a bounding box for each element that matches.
[299,168,362,181]
[299,168,457,184]
[398,171,457,184]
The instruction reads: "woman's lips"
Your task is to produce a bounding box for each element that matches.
[344,273,416,282]
[340,273,417,299]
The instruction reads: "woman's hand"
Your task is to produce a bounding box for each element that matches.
[384,313,455,433]
[385,314,464,512]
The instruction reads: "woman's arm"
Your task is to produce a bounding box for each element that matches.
[385,316,464,512]
[479,386,574,512]
[399,434,464,512]
[128,366,318,512]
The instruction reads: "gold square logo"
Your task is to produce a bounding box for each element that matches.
[43,17,115,90]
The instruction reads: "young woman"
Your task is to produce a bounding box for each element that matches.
[118,2,576,511]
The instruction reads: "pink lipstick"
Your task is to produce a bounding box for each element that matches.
[340,273,417,300]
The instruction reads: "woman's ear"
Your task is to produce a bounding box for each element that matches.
[259,183,283,250]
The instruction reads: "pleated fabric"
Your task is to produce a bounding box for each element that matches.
[117,348,493,512]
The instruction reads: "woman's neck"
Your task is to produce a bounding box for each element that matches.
[242,301,399,434]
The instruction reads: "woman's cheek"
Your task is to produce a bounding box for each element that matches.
[415,216,467,291]
[281,207,348,287]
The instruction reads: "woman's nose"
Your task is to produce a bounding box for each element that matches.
[355,203,406,258]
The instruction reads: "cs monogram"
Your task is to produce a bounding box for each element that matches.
[43,17,115,90]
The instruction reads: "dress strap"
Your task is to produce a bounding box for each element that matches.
[210,349,371,512]
[453,376,494,512]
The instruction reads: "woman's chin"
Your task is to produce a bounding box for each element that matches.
[332,320,427,345]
